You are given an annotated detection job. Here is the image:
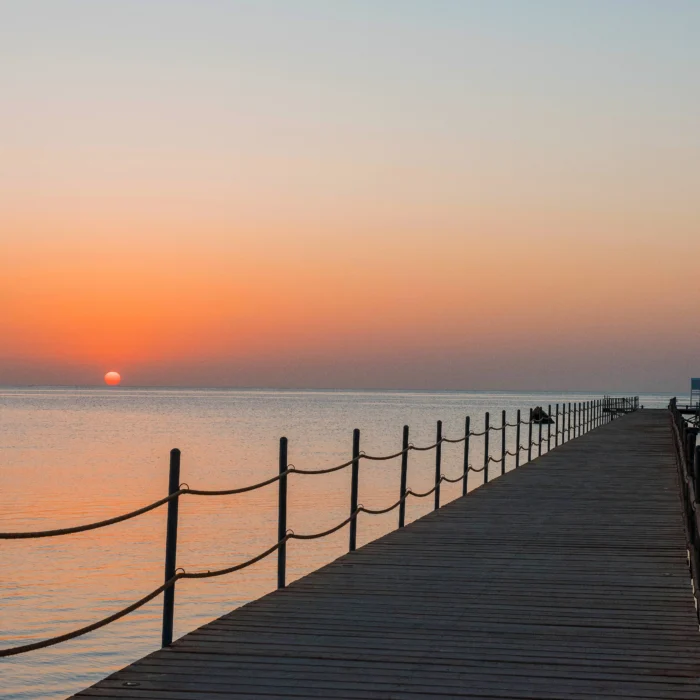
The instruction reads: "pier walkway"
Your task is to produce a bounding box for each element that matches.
[74,410,700,699]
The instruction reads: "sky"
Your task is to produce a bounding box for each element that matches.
[1,0,698,392]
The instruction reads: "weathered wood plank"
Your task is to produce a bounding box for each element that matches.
[71,410,700,699]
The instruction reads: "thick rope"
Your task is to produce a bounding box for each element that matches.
[359,495,407,515]
[410,438,445,452]
[361,447,411,461]
[407,478,444,498]
[185,470,293,495]
[288,512,358,540]
[179,539,288,577]
[0,576,177,657]
[290,458,356,475]
[0,490,185,539]
[442,435,466,444]
[440,472,467,484]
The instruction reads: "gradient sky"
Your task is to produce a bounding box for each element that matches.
[1,0,698,391]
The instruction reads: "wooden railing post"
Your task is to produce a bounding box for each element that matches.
[554,404,559,447]
[515,410,521,468]
[547,404,552,452]
[349,429,360,552]
[161,448,181,648]
[527,409,533,462]
[277,437,288,589]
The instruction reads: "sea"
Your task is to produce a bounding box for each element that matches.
[0,387,672,699]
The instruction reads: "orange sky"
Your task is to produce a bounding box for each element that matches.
[2,2,699,391]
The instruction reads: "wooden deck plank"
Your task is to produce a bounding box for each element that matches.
[72,409,700,699]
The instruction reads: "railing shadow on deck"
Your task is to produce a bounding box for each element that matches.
[1,396,638,658]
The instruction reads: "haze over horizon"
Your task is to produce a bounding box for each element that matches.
[2,1,698,392]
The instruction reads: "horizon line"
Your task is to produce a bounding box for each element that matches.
[0,384,681,396]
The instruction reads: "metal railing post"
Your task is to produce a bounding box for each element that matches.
[484,412,490,483]
[277,437,288,589]
[398,425,409,528]
[349,429,360,552]
[462,417,470,497]
[501,410,507,475]
[515,410,521,468]
[161,448,181,648]
[572,402,575,436]
[434,420,442,510]
[527,409,533,462]
[576,403,580,437]
[563,403,567,440]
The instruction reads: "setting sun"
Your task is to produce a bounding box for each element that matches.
[104,371,121,386]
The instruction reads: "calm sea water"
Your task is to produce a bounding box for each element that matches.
[1,387,671,699]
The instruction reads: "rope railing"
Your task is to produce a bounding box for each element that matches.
[0,490,186,539]
[409,438,445,452]
[281,460,352,476]
[442,435,467,444]
[2,395,637,656]
[406,480,443,499]
[184,470,292,496]
[440,472,468,484]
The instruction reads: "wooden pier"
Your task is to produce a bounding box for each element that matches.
[74,409,700,699]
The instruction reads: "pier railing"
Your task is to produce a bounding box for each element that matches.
[669,396,700,619]
[1,396,637,657]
